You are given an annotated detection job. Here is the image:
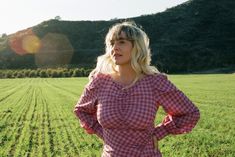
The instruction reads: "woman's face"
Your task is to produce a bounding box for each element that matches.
[110,31,133,65]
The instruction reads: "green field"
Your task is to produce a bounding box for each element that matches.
[0,74,235,157]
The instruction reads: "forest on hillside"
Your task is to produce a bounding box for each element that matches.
[0,0,235,73]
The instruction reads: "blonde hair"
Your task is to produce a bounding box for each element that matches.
[89,21,159,87]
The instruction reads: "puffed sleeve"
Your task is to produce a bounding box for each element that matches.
[74,75,103,139]
[153,74,200,141]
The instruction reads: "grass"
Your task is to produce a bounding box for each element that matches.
[0,74,234,157]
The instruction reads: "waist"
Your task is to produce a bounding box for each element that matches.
[102,136,162,157]
[103,128,154,149]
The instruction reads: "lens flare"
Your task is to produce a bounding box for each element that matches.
[9,34,27,55]
[8,28,41,55]
[22,35,41,54]
[35,33,74,68]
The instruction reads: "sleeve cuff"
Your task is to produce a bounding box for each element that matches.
[92,122,104,140]
[154,124,169,141]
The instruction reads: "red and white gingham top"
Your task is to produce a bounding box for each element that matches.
[74,73,200,157]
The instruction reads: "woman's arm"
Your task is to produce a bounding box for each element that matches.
[153,74,200,141]
[74,77,103,139]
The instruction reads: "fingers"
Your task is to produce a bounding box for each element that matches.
[153,136,158,150]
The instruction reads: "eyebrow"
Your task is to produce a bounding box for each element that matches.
[113,37,133,41]
[117,37,126,40]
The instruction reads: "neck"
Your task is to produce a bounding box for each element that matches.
[111,64,137,86]
[115,64,136,78]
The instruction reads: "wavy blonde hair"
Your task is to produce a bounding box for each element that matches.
[89,21,159,86]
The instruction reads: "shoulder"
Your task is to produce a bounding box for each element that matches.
[150,72,167,80]
[86,73,108,89]
[149,73,177,92]
[148,72,168,83]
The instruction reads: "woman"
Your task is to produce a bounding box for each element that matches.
[74,21,200,157]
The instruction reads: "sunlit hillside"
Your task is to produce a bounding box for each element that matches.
[0,0,235,73]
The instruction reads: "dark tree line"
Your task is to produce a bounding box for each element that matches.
[0,0,235,73]
[0,68,92,79]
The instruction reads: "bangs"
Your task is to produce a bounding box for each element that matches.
[106,25,136,44]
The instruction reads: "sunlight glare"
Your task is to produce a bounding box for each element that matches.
[22,35,41,54]
[8,28,41,55]
[35,33,74,68]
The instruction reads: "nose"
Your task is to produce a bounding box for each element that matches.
[112,41,119,52]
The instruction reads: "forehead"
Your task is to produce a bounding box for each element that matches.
[110,31,128,41]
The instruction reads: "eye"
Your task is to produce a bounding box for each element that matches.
[118,40,125,44]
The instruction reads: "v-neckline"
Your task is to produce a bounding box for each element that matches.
[107,74,150,90]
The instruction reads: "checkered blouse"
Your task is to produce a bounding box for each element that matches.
[74,73,200,157]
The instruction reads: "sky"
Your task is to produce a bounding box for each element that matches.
[0,0,189,35]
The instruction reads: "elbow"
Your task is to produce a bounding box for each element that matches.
[188,108,200,132]
[179,108,201,134]
[166,108,201,135]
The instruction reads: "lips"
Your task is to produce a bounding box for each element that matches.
[114,54,122,57]
[113,54,123,60]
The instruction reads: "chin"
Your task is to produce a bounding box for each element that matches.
[113,60,122,65]
[114,62,130,66]
[112,59,131,65]
[114,62,121,65]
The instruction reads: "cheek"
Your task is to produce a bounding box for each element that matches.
[127,48,133,58]
[127,52,132,60]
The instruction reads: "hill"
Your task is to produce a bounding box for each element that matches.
[0,0,235,73]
